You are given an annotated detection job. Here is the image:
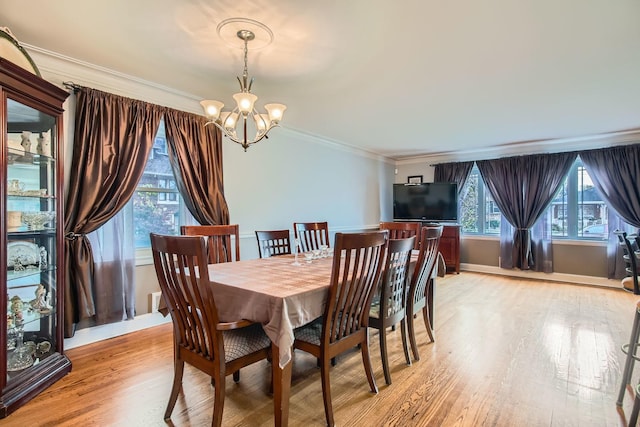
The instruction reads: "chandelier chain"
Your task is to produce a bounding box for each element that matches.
[242,37,249,85]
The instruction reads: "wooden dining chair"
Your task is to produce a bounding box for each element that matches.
[293,221,330,253]
[181,224,240,264]
[369,235,416,385]
[150,233,271,427]
[406,225,443,361]
[615,230,640,295]
[293,231,388,427]
[255,229,292,258]
[379,221,422,250]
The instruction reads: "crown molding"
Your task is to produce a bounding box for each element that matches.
[395,128,640,166]
[281,126,395,164]
[24,44,203,115]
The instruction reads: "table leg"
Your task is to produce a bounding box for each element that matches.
[272,343,292,427]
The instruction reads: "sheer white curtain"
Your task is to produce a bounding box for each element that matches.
[86,207,136,325]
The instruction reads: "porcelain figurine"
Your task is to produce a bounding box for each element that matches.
[20,131,33,161]
[37,130,51,156]
[30,284,46,310]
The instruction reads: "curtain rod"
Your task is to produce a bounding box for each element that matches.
[62,81,83,93]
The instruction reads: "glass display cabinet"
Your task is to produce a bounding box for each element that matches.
[0,58,70,417]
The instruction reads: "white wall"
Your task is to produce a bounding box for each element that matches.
[223,128,395,258]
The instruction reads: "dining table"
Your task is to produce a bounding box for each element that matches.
[207,253,333,427]
[204,249,443,426]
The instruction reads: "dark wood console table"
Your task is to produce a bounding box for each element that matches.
[437,224,460,274]
[391,221,461,274]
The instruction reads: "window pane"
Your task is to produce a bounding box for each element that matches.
[548,159,607,240]
[133,122,191,249]
[576,163,608,239]
[133,189,181,248]
[551,178,568,237]
[484,193,500,234]
[460,171,479,233]
[460,166,501,234]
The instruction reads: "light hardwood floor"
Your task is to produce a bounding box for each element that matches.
[5,272,639,426]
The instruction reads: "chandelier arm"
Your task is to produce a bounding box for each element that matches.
[209,120,278,151]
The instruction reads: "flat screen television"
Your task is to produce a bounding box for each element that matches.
[393,182,458,222]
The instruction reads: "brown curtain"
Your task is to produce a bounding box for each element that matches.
[163,108,230,225]
[64,88,163,337]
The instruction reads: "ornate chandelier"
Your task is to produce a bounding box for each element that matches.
[200,20,286,151]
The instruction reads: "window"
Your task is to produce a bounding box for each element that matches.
[132,122,192,249]
[550,158,608,240]
[459,158,609,240]
[459,166,501,234]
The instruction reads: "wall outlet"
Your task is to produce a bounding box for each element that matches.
[150,292,162,313]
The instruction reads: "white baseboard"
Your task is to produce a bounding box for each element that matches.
[63,312,171,350]
[461,263,622,289]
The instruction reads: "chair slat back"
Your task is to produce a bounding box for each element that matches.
[379,236,416,321]
[294,222,330,253]
[255,229,292,258]
[151,233,220,362]
[323,231,387,345]
[408,226,443,310]
[380,222,421,249]
[181,224,240,264]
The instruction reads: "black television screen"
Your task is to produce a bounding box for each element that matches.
[393,183,458,221]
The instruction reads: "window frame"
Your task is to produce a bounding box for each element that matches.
[459,159,609,242]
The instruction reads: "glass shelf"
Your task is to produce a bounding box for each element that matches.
[8,307,56,331]
[7,266,57,283]
[7,228,56,237]
[7,147,55,165]
[7,194,56,200]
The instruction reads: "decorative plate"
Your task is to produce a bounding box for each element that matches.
[0,27,40,76]
[7,241,39,268]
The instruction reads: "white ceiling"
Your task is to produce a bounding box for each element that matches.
[2,0,640,159]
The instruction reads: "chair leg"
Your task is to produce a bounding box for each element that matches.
[407,311,420,361]
[618,306,640,406]
[164,359,185,420]
[423,306,434,343]
[400,318,411,366]
[320,355,335,427]
[360,335,378,394]
[317,357,337,367]
[233,370,240,383]
[212,373,226,427]
[379,326,391,385]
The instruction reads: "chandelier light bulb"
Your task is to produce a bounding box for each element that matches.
[233,92,258,115]
[265,103,286,124]
[255,113,269,131]
[224,116,236,129]
[200,100,224,121]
